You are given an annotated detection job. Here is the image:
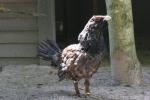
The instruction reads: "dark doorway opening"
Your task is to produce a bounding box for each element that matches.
[55,0,150,65]
[55,0,107,48]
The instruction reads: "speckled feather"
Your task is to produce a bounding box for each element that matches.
[61,44,103,80]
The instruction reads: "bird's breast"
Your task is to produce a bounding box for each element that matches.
[61,44,101,80]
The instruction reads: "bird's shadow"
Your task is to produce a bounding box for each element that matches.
[48,90,90,99]
[50,90,74,96]
[29,88,102,100]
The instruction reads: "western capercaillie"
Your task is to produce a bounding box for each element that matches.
[38,15,111,96]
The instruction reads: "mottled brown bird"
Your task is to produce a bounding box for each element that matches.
[38,15,111,96]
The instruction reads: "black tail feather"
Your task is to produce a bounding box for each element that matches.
[45,40,61,53]
[38,40,67,81]
[39,41,56,56]
[38,40,62,67]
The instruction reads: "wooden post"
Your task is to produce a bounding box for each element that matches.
[37,0,56,64]
[37,0,56,41]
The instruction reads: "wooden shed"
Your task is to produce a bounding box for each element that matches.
[0,0,149,65]
[0,0,55,64]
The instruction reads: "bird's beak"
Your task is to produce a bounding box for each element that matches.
[103,15,111,21]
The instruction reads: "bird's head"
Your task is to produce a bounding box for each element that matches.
[87,15,111,31]
[78,15,111,49]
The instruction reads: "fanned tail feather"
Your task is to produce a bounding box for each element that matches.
[38,40,62,67]
[38,40,67,81]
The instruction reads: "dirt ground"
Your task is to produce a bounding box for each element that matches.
[0,65,150,100]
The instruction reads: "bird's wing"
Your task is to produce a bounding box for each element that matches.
[61,44,81,68]
[61,44,90,70]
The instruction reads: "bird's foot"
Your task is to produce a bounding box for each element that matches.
[72,93,81,97]
[85,92,91,96]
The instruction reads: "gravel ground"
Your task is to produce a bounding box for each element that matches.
[0,65,150,100]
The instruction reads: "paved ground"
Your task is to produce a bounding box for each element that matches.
[0,65,150,100]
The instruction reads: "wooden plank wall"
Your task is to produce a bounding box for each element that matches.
[0,0,38,64]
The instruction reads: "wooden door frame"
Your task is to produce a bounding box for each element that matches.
[37,0,56,64]
[38,0,56,41]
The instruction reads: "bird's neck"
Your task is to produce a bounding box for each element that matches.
[80,33,106,55]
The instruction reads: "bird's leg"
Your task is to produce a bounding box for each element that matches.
[84,78,91,96]
[73,81,80,96]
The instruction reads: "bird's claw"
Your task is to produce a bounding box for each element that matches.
[72,93,81,97]
[85,92,91,96]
